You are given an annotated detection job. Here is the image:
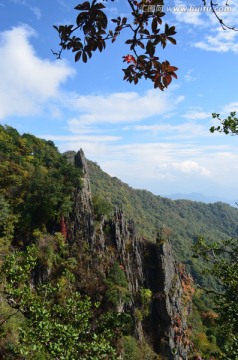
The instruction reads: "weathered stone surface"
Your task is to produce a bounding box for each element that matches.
[67,149,94,246]
[66,150,192,359]
[145,241,191,359]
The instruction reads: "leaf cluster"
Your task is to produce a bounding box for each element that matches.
[210,112,238,135]
[53,0,178,89]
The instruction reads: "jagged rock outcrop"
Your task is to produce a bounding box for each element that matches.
[109,211,192,358]
[143,241,192,358]
[66,149,192,359]
[67,149,94,246]
[111,209,144,296]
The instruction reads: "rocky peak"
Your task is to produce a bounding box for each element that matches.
[67,150,192,359]
[67,149,93,245]
[74,149,92,208]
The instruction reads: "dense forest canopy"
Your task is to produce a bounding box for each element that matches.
[0,125,82,246]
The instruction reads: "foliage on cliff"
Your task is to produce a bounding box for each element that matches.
[84,156,238,358]
[1,239,122,359]
[193,236,238,359]
[0,125,82,247]
[0,125,115,358]
[0,126,157,359]
[84,157,238,286]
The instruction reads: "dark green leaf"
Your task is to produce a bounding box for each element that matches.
[167,36,176,45]
[75,2,90,11]
[82,51,87,63]
[152,18,158,33]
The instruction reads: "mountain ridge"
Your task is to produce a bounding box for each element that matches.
[79,155,238,287]
[165,192,237,207]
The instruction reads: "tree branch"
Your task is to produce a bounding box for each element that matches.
[210,0,238,31]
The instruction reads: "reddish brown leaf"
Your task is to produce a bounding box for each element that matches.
[163,74,172,87]
[170,72,177,79]
[167,66,178,72]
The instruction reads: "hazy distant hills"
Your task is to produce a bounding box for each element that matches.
[165,192,238,208]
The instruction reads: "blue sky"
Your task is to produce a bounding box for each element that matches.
[1,0,238,202]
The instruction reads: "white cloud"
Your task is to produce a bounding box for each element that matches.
[174,95,185,104]
[193,3,238,52]
[0,25,74,119]
[184,69,198,82]
[207,3,238,27]
[42,134,121,142]
[172,0,238,53]
[183,111,211,120]
[222,102,238,114]
[171,160,210,177]
[10,0,41,19]
[194,26,238,52]
[132,121,210,139]
[65,89,185,136]
[172,0,207,26]
[66,89,174,126]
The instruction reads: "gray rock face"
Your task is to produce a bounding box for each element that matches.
[145,241,191,359]
[111,208,144,296]
[68,149,94,245]
[67,150,192,359]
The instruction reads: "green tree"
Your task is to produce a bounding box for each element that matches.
[203,108,238,358]
[92,193,113,220]
[0,125,82,240]
[0,195,18,258]
[1,245,117,359]
[210,112,238,135]
[105,262,131,308]
[193,236,238,359]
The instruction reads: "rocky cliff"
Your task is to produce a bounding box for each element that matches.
[66,149,193,359]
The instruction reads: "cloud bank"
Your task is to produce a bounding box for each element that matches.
[0,25,74,119]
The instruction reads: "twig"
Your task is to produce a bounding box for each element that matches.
[210,0,238,31]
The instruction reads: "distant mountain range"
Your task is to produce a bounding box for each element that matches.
[165,192,238,208]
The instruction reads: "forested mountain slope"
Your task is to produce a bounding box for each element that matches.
[86,159,238,282]
[1,127,236,359]
[62,152,238,287]
[0,127,192,359]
